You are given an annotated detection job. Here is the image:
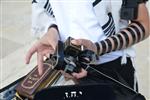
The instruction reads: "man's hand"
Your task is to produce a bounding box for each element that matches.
[61,68,87,79]
[26,41,55,75]
[70,39,96,79]
[26,27,59,75]
[72,68,87,79]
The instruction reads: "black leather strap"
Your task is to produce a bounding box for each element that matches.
[49,41,65,70]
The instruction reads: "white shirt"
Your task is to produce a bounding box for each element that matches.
[32,0,136,64]
[50,0,105,42]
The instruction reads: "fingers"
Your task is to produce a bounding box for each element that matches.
[26,44,37,64]
[71,39,84,46]
[72,69,87,79]
[60,69,87,79]
[71,39,92,48]
[71,39,97,53]
[37,53,44,75]
[60,70,74,80]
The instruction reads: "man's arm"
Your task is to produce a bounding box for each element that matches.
[70,3,149,79]
[95,3,150,55]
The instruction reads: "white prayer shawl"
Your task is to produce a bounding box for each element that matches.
[32,0,136,64]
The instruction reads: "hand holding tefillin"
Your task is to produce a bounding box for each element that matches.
[49,37,98,74]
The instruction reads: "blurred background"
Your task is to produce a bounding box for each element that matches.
[0,0,150,99]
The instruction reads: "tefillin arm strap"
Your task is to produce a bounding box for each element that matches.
[48,41,65,70]
[95,21,146,56]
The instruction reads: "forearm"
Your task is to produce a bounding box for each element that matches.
[96,4,150,56]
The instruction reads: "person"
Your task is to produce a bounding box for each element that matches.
[27,0,150,91]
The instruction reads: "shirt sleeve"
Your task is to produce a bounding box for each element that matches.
[32,0,57,38]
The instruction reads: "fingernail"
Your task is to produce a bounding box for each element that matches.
[26,61,29,64]
[39,72,42,76]
[25,58,29,64]
[38,70,43,76]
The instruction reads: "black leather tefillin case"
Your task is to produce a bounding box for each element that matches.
[120,0,148,20]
